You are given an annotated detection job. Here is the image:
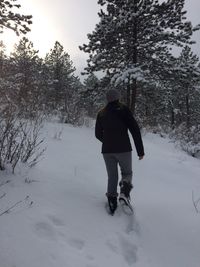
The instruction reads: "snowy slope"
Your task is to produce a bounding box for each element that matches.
[0,122,200,267]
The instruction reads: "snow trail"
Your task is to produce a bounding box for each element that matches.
[0,123,200,267]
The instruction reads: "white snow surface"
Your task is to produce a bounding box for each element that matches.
[0,122,200,267]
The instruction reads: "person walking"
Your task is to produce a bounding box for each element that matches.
[95,89,144,214]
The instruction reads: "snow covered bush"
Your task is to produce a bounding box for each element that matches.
[59,105,85,126]
[170,124,200,158]
[0,105,45,173]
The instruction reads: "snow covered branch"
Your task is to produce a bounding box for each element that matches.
[0,0,32,35]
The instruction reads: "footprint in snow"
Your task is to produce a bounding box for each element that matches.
[119,235,138,266]
[47,214,65,227]
[34,221,57,241]
[125,213,141,235]
[106,239,119,254]
[86,254,95,261]
[68,238,85,250]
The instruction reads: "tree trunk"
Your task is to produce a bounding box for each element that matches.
[126,83,131,108]
[186,93,190,129]
[130,79,137,114]
[171,108,175,129]
[130,0,138,114]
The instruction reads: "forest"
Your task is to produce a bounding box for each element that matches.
[0,0,200,174]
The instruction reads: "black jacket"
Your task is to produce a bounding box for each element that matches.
[95,100,144,156]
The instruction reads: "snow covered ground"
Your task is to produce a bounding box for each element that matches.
[0,122,200,267]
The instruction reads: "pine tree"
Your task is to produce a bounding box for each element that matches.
[0,41,12,109]
[82,73,100,117]
[64,76,84,125]
[172,46,200,128]
[45,41,75,110]
[45,41,81,122]
[9,37,42,117]
[80,0,200,113]
[136,46,200,137]
[0,41,7,78]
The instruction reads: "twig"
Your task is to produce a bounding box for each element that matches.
[0,192,6,199]
[192,190,200,213]
[0,200,23,216]
[0,196,32,217]
[25,177,38,183]
[0,180,10,188]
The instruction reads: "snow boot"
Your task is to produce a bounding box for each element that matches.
[107,195,118,215]
[119,181,133,206]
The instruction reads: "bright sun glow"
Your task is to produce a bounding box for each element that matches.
[0,0,62,56]
[1,31,18,54]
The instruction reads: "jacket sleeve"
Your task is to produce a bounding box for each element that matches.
[95,113,103,142]
[123,107,144,157]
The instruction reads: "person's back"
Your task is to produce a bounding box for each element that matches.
[96,101,132,153]
[95,89,144,215]
[95,99,144,157]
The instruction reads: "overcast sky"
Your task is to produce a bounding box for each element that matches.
[1,0,200,77]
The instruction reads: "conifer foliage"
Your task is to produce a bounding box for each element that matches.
[9,37,42,117]
[0,37,85,171]
[44,41,83,123]
[80,0,200,156]
[0,0,32,35]
[81,73,100,117]
[80,0,200,112]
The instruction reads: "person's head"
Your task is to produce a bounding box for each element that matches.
[106,89,120,103]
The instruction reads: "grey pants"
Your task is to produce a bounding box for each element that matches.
[103,152,133,196]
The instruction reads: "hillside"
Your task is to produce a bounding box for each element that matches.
[0,123,200,267]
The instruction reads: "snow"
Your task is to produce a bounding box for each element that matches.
[111,67,149,86]
[0,122,200,267]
